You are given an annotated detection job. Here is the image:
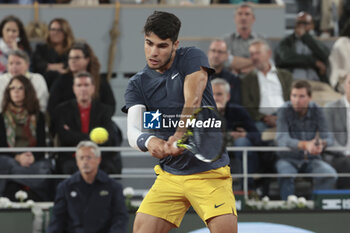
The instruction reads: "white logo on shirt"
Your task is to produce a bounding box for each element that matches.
[171,73,179,80]
[70,191,77,198]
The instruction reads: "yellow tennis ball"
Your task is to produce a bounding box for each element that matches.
[90,127,109,144]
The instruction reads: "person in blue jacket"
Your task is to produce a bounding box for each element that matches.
[47,140,128,233]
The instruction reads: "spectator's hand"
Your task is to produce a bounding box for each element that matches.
[15,152,35,167]
[305,139,324,155]
[164,135,184,157]
[263,115,277,127]
[295,24,306,37]
[231,127,247,139]
[239,65,254,74]
[315,60,327,75]
[63,124,70,131]
[147,137,167,159]
[47,63,67,74]
[8,38,19,50]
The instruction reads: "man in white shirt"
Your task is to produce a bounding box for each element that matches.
[242,39,293,133]
[0,50,48,113]
[325,73,350,189]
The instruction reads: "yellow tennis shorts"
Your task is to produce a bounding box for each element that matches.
[137,165,237,228]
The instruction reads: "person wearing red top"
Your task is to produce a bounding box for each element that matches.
[54,71,121,174]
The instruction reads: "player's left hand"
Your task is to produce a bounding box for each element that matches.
[164,135,184,156]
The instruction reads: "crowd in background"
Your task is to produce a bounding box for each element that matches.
[0,1,350,202]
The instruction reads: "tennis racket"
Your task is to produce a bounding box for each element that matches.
[173,106,226,163]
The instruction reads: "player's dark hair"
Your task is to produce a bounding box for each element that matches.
[292,80,312,97]
[143,11,181,43]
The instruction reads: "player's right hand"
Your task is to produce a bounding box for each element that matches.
[148,137,167,159]
[164,135,184,156]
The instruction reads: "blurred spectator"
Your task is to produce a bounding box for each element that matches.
[48,42,116,119]
[47,140,128,233]
[325,73,350,189]
[32,18,75,89]
[208,39,241,105]
[223,3,264,74]
[0,15,31,74]
[275,12,330,83]
[275,80,337,200]
[53,72,121,175]
[56,0,110,3]
[339,0,350,32]
[0,75,52,201]
[0,1,55,3]
[329,18,350,93]
[215,0,258,3]
[212,78,261,189]
[242,39,293,133]
[319,0,343,38]
[0,50,48,113]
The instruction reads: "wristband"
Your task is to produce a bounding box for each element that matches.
[137,133,154,152]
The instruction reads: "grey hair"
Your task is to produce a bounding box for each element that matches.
[211,78,230,94]
[8,50,30,64]
[76,140,101,157]
[249,38,271,52]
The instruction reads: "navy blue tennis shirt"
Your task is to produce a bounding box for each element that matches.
[124,47,230,175]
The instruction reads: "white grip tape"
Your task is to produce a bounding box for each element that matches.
[172,141,178,148]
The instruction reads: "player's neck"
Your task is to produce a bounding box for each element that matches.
[156,50,176,74]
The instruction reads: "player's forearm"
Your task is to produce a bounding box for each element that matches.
[127,104,155,151]
[174,68,207,138]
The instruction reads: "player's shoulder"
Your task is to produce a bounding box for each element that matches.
[177,46,206,57]
[129,70,146,82]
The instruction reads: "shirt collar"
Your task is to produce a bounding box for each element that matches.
[233,31,256,39]
[256,61,277,75]
[69,170,108,184]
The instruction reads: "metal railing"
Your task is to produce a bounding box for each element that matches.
[0,146,349,200]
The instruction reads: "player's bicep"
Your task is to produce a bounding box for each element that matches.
[183,66,208,108]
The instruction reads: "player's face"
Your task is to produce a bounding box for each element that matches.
[2,21,19,45]
[76,147,101,175]
[208,41,228,70]
[8,55,29,76]
[68,49,90,73]
[73,76,95,104]
[235,6,255,31]
[144,32,179,73]
[290,88,311,115]
[249,43,271,71]
[212,84,230,110]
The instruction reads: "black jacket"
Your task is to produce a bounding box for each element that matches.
[48,170,129,233]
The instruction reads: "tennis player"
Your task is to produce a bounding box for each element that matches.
[123,11,237,233]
